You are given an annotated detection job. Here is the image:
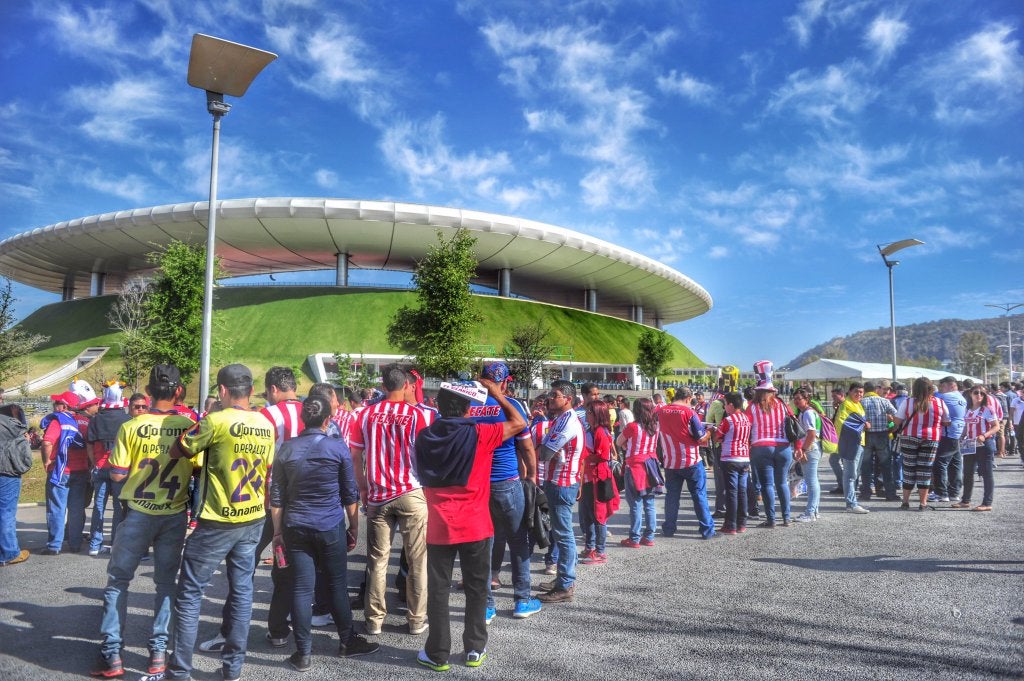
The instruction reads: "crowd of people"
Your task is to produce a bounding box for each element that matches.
[0,357,1019,679]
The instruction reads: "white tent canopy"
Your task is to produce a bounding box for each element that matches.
[785,359,982,385]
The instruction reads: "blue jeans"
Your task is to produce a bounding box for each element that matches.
[721,462,749,531]
[578,482,607,553]
[624,474,656,543]
[167,519,262,681]
[544,481,578,590]
[861,432,894,498]
[286,521,354,655]
[828,452,844,491]
[842,444,864,508]
[751,444,793,523]
[487,478,531,607]
[45,469,90,552]
[99,509,187,657]
[662,464,715,539]
[90,467,125,552]
[803,445,821,515]
[933,437,962,499]
[0,475,22,562]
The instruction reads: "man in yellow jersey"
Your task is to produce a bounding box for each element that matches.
[147,364,274,681]
[91,365,196,679]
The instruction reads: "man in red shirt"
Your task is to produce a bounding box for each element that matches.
[657,388,716,539]
[350,365,434,636]
[413,378,525,671]
[40,391,97,554]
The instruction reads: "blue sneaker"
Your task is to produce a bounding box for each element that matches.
[485,606,496,624]
[512,598,542,619]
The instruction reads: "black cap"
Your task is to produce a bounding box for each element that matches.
[217,364,253,389]
[149,364,181,388]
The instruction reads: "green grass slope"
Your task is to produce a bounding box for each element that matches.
[14,287,703,389]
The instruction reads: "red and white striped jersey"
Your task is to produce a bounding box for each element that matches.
[986,395,1004,420]
[656,403,702,468]
[963,406,996,440]
[530,416,549,485]
[350,400,435,504]
[542,410,585,486]
[260,399,304,450]
[748,399,788,446]
[897,397,949,441]
[332,408,358,447]
[717,412,751,462]
[620,421,658,463]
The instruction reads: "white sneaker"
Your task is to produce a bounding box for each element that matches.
[845,505,870,514]
[311,613,334,627]
[409,621,428,635]
[198,633,226,652]
[793,512,815,522]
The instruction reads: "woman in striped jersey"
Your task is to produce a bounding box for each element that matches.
[747,364,794,528]
[954,385,998,511]
[893,377,950,511]
[615,398,659,548]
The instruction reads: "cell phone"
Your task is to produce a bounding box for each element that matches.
[346,528,357,551]
[273,544,288,569]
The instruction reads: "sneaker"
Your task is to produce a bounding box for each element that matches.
[90,653,124,678]
[364,622,382,636]
[579,552,606,565]
[288,652,311,672]
[340,635,380,657]
[737,526,747,533]
[938,496,950,502]
[793,512,815,523]
[485,606,496,624]
[198,634,226,653]
[543,563,556,575]
[409,621,428,635]
[538,578,558,591]
[639,538,655,547]
[512,598,542,619]
[927,492,938,502]
[578,548,596,561]
[147,650,166,675]
[0,549,29,566]
[465,649,487,668]
[311,613,334,627]
[711,510,725,519]
[756,521,775,529]
[845,505,870,514]
[417,649,450,672]
[38,547,60,556]
[537,586,574,603]
[266,631,290,647]
[719,528,737,535]
[619,539,640,548]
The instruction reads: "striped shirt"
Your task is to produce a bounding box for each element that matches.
[748,399,788,446]
[350,400,434,504]
[541,410,585,486]
[620,421,659,463]
[530,415,549,485]
[963,406,996,441]
[861,393,897,431]
[717,411,751,462]
[657,403,704,469]
[260,399,304,450]
[332,408,358,446]
[897,397,949,441]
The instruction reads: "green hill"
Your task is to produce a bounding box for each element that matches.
[14,286,703,390]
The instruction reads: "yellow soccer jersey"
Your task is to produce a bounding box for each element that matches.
[180,407,274,524]
[109,411,196,515]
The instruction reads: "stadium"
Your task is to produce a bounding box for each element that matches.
[0,198,712,393]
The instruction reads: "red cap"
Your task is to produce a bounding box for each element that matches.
[49,391,81,408]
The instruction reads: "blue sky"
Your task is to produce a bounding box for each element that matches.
[1,0,1022,369]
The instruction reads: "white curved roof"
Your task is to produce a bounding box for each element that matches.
[0,198,712,324]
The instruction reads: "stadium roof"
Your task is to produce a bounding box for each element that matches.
[0,198,712,325]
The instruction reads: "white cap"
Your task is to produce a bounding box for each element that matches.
[438,381,488,405]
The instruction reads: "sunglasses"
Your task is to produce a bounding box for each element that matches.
[130,403,148,410]
[971,390,985,395]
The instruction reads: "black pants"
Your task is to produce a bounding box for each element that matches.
[711,442,726,512]
[425,539,489,664]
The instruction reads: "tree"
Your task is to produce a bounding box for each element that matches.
[636,328,674,395]
[957,331,998,379]
[503,318,556,399]
[108,276,151,391]
[387,229,481,378]
[139,242,224,384]
[0,277,49,388]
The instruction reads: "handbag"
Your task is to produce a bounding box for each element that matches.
[596,476,615,502]
[783,404,807,445]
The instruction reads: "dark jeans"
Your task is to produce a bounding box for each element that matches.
[425,539,489,664]
[711,442,726,512]
[90,467,124,552]
[933,436,963,499]
[167,520,262,681]
[578,482,607,553]
[861,432,894,498]
[487,478,531,608]
[721,462,749,532]
[662,464,715,538]
[962,439,995,506]
[286,522,354,655]
[46,470,90,552]
[828,452,844,491]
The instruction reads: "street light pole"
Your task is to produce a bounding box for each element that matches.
[878,239,925,383]
[984,303,1024,382]
[187,34,276,401]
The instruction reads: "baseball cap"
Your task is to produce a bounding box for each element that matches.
[217,364,253,389]
[149,364,181,388]
[482,362,511,383]
[49,391,81,408]
[439,381,488,405]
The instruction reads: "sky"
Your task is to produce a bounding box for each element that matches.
[1,0,1022,370]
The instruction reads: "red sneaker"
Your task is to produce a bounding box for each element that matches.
[720,528,737,535]
[619,539,640,548]
[578,548,596,561]
[639,538,655,547]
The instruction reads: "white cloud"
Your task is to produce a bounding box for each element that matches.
[656,70,716,105]
[65,77,174,145]
[314,169,338,189]
[708,246,728,259]
[767,62,877,126]
[682,183,813,249]
[787,0,828,47]
[864,12,909,63]
[922,23,1024,125]
[78,169,150,201]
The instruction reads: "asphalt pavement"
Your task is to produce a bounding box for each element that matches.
[2,463,1022,681]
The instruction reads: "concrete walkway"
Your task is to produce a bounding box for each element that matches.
[2,463,1022,680]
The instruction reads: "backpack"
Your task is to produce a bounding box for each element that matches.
[816,411,839,453]
[0,415,33,477]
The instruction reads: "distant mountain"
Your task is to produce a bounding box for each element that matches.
[786,314,1024,369]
